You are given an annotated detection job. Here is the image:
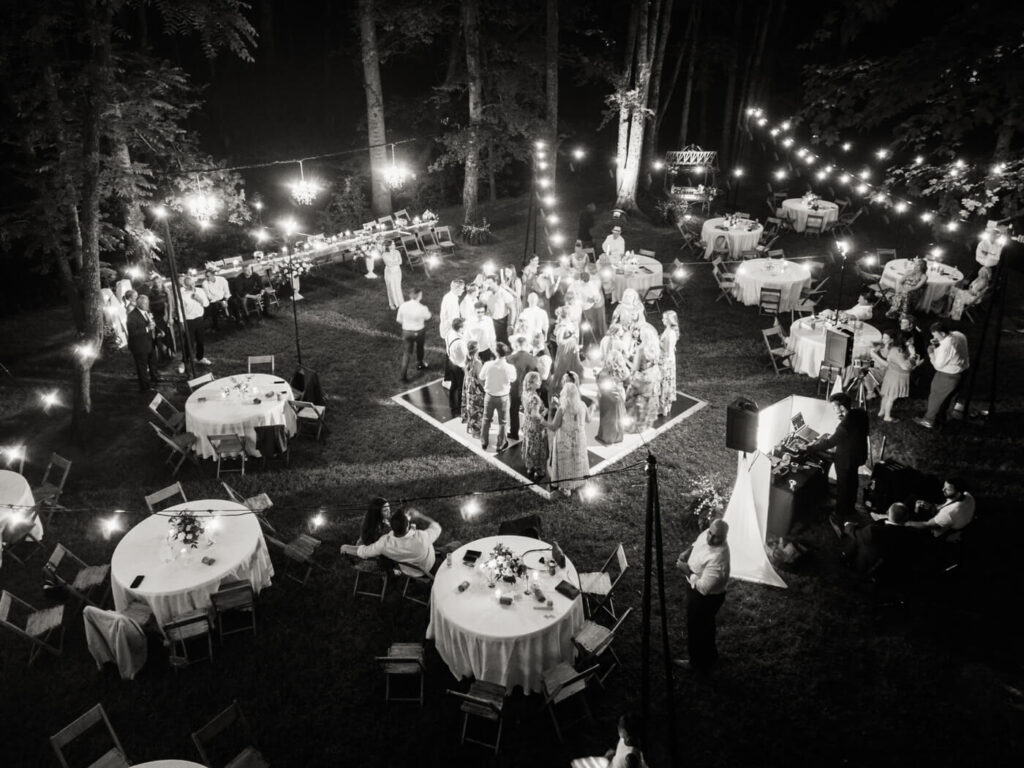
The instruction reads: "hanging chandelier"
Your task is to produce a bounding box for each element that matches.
[290,160,321,205]
[383,143,415,190]
[185,191,219,225]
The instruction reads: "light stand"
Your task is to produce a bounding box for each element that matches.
[155,211,197,380]
[833,240,850,315]
[279,219,306,367]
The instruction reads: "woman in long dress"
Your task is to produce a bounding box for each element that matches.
[625,340,662,433]
[382,241,404,309]
[611,287,643,330]
[461,341,486,438]
[878,333,918,422]
[948,266,992,320]
[545,381,596,496]
[597,337,630,445]
[884,258,928,318]
[580,270,607,346]
[658,311,680,417]
[548,309,583,393]
[520,371,549,479]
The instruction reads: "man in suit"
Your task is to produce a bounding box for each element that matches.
[506,334,539,442]
[805,392,870,522]
[127,294,160,392]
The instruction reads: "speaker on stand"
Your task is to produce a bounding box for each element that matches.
[726,397,759,453]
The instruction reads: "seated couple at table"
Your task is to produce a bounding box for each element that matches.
[881,258,928,319]
[340,497,460,577]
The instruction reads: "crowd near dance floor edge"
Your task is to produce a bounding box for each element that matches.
[393,377,707,499]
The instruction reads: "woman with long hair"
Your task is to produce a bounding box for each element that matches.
[359,497,391,545]
[382,240,403,310]
[462,341,486,437]
[545,380,595,496]
[625,340,663,432]
[520,371,549,479]
[878,332,919,422]
[597,333,630,445]
[548,307,583,393]
[658,311,680,417]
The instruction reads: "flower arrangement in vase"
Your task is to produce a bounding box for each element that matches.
[484,543,526,587]
[168,510,206,553]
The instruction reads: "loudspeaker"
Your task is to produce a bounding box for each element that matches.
[824,327,853,368]
[726,397,759,452]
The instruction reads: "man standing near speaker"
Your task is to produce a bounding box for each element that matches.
[674,519,730,673]
[805,392,869,522]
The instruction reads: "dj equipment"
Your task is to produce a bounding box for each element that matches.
[824,327,854,369]
[726,397,759,452]
[866,460,927,513]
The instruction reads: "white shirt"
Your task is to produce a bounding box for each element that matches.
[686,534,730,595]
[844,303,873,321]
[517,306,549,342]
[202,275,231,303]
[486,286,514,320]
[176,286,209,321]
[397,299,431,331]
[929,331,969,374]
[602,234,626,258]
[930,493,975,537]
[439,291,462,338]
[465,315,496,353]
[446,330,468,368]
[975,237,1003,268]
[478,358,517,397]
[459,294,480,320]
[355,522,441,576]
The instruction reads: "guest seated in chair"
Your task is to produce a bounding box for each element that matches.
[231,265,265,323]
[602,714,646,768]
[266,263,293,302]
[946,266,992,321]
[883,258,928,319]
[202,268,236,329]
[842,290,875,322]
[905,477,975,541]
[341,508,457,576]
[836,502,928,576]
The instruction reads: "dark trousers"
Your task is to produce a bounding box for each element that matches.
[131,347,159,391]
[401,329,425,378]
[509,392,522,440]
[834,462,860,521]
[494,316,509,346]
[924,371,962,425]
[206,301,230,330]
[447,361,464,417]
[181,318,205,362]
[686,583,725,670]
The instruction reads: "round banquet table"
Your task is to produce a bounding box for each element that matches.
[879,258,963,312]
[426,535,586,693]
[733,259,812,311]
[701,217,764,258]
[781,199,839,233]
[0,469,43,549]
[787,317,883,377]
[599,255,663,303]
[110,500,274,627]
[185,373,296,459]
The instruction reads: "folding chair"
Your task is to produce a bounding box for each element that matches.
[433,225,456,255]
[876,248,897,263]
[791,278,829,322]
[362,221,377,231]
[208,433,247,479]
[733,211,750,219]
[759,287,783,316]
[393,208,410,222]
[376,642,426,705]
[762,326,796,374]
[713,267,736,305]
[149,392,186,434]
[289,399,327,441]
[50,704,128,768]
[262,286,281,313]
[756,234,780,254]
[763,217,783,238]
[804,213,826,236]
[419,228,439,252]
[43,543,110,610]
[400,565,433,607]
[637,248,656,259]
[641,286,665,322]
[164,609,214,667]
[210,579,256,643]
[711,255,736,275]
[221,481,275,533]
[192,700,266,768]
[144,482,187,514]
[447,681,507,754]
[266,534,324,584]
[0,590,65,665]
[573,607,634,686]
[401,235,426,271]
[766,248,785,259]
[1,506,45,565]
[32,453,71,517]
[247,354,275,374]
[149,422,199,478]
[377,214,396,228]
[831,208,863,238]
[187,372,214,391]
[676,221,703,257]
[817,362,843,396]
[348,555,390,601]
[540,663,600,742]
[578,543,628,621]
[710,234,731,260]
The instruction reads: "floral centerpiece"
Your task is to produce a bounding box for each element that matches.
[484,543,527,585]
[681,473,731,531]
[168,510,205,550]
[281,256,311,280]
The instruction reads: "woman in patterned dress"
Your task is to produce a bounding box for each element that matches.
[597,336,631,445]
[658,311,679,417]
[625,340,663,432]
[520,371,549,479]
[461,341,486,437]
[545,381,596,496]
[878,333,920,422]
[548,309,583,393]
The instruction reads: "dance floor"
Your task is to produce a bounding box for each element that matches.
[393,374,707,498]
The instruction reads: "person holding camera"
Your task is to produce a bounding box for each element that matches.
[914,321,969,430]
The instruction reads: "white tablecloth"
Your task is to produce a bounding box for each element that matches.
[598,256,663,303]
[135,762,206,768]
[733,259,812,310]
[879,258,963,312]
[787,318,883,377]
[111,500,273,627]
[185,373,296,459]
[0,470,43,557]
[426,535,585,693]
[781,199,839,233]
[701,218,764,258]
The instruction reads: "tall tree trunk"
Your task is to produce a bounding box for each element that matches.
[462,0,483,224]
[112,105,155,272]
[656,0,696,139]
[641,0,673,187]
[719,1,743,164]
[615,2,640,193]
[258,0,275,69]
[733,1,772,160]
[417,27,462,170]
[697,80,708,145]
[677,1,702,147]
[136,2,148,50]
[615,0,657,210]
[545,0,559,184]
[754,0,787,107]
[487,141,497,202]
[358,0,392,217]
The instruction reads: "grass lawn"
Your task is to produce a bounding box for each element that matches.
[2,192,1023,767]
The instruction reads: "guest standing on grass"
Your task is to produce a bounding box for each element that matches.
[545,381,595,497]
[202,268,234,329]
[462,341,486,438]
[674,519,730,673]
[127,294,160,392]
[878,333,919,422]
[520,372,548,479]
[804,392,869,522]
[445,318,468,418]
[659,311,680,418]
[176,275,211,374]
[396,288,431,382]
[478,342,517,452]
[382,240,404,310]
[915,321,969,430]
[506,335,539,442]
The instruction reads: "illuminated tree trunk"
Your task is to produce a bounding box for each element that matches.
[358,0,392,217]
[545,0,559,184]
[642,0,673,188]
[677,1,702,147]
[462,0,482,224]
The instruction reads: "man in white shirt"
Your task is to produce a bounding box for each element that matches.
[396,287,432,382]
[440,279,465,387]
[975,221,1005,269]
[202,268,234,330]
[842,291,874,322]
[484,277,516,346]
[175,275,211,373]
[907,478,976,540]
[445,318,468,417]
[464,301,497,355]
[601,225,626,261]
[341,509,444,576]
[459,283,480,320]
[674,519,730,672]
[478,342,517,451]
[516,292,549,343]
[915,321,969,429]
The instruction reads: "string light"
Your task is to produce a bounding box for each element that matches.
[547,214,559,225]
[652,160,665,171]
[782,137,794,148]
[461,496,482,520]
[914,156,925,165]
[580,483,600,501]
[2,445,24,463]
[841,142,852,151]
[40,390,61,410]
[253,228,269,243]
[856,183,869,194]
[75,344,97,360]
[549,233,565,247]
[140,233,158,249]
[838,173,850,184]
[542,194,556,207]
[773,169,787,180]
[946,221,960,231]
[253,200,264,211]
[876,149,890,160]
[426,254,440,268]
[534,140,546,150]
[930,246,944,258]
[537,178,552,188]
[920,212,934,222]
[780,120,791,131]
[311,511,325,529]
[572,147,585,160]
[894,201,908,213]
[537,161,549,170]
[732,168,744,177]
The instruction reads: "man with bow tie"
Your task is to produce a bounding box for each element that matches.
[127,294,161,392]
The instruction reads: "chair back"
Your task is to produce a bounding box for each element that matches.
[362,221,376,231]
[50,703,128,768]
[401,234,424,256]
[149,422,187,456]
[148,393,182,432]
[191,700,258,768]
[762,326,786,348]
[434,225,454,246]
[759,288,783,315]
[642,286,665,304]
[209,434,246,459]
[144,482,186,514]
[876,248,897,262]
[712,235,730,254]
[393,208,410,222]
[187,372,214,391]
[637,248,656,258]
[733,211,750,219]
[419,228,438,249]
[247,354,275,374]
[377,214,395,228]
[766,248,785,259]
[221,481,246,506]
[544,663,601,706]
[805,213,826,234]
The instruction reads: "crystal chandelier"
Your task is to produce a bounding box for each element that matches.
[290,160,321,205]
[185,192,219,225]
[383,143,415,190]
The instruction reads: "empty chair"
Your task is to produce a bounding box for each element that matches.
[377,214,395,228]
[804,213,827,236]
[637,248,656,259]
[433,225,456,254]
[43,544,110,609]
[164,610,214,667]
[188,372,214,391]
[254,423,291,469]
[831,208,863,238]
[149,392,186,434]
[210,579,257,642]
[817,363,843,396]
[756,234,780,254]
[289,399,327,441]
[262,285,281,313]
[763,216,783,237]
[1,506,45,565]
[762,326,795,375]
[791,277,829,322]
[497,514,544,539]
[711,255,736,275]
[82,603,151,680]
[710,234,731,260]
[144,481,187,514]
[447,681,507,754]
[376,642,426,705]
[149,422,199,478]
[362,220,376,231]
[50,704,129,768]
[221,482,275,534]
[1,589,64,665]
[419,227,439,251]
[876,247,897,263]
[32,453,72,516]
[641,286,665,321]
[540,663,601,742]
[401,235,426,270]
[393,208,410,222]
[733,211,750,219]
[766,248,785,259]
[266,534,323,584]
[208,433,247,479]
[192,700,267,768]
[712,267,736,305]
[578,543,628,621]
[247,354,275,374]
[573,606,634,685]
[349,556,390,601]
[759,287,783,316]
[676,222,703,257]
